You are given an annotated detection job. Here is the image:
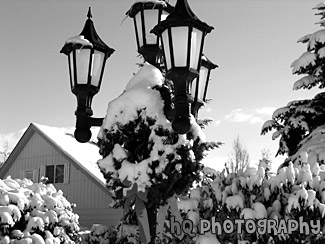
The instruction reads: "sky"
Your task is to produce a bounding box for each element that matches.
[1,0,324,172]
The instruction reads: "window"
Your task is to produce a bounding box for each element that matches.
[44,164,67,184]
[20,169,39,182]
[25,170,34,180]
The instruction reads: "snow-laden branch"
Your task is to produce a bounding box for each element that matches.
[308,29,325,51]
[293,75,317,90]
[297,34,312,44]
[291,52,317,74]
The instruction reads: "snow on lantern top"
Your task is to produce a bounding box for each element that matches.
[60,7,114,58]
[126,0,169,17]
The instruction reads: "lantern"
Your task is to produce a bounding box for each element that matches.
[127,1,173,67]
[60,8,114,143]
[191,55,218,118]
[151,0,214,134]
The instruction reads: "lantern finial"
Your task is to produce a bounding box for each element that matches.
[87,7,92,19]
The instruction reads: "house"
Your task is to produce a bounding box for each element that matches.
[0,123,122,227]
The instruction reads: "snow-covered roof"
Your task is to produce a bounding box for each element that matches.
[1,123,106,189]
[34,124,104,184]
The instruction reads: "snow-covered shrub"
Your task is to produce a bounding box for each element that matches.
[159,159,325,244]
[82,224,118,244]
[83,223,144,244]
[0,176,81,244]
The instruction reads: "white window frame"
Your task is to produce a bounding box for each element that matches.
[40,163,69,184]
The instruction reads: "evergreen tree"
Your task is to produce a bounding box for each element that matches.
[261,3,325,158]
[96,64,220,243]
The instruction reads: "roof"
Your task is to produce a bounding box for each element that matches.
[0,123,109,194]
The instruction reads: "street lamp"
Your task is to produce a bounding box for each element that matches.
[60,8,114,143]
[151,0,214,134]
[126,1,174,68]
[191,55,218,118]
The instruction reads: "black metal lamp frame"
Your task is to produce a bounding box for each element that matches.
[60,8,114,143]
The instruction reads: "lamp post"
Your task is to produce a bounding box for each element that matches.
[60,8,114,143]
[60,3,216,244]
[191,55,218,118]
[151,0,214,134]
[126,1,174,68]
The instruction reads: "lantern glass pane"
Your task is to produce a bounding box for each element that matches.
[191,79,197,99]
[172,27,189,67]
[162,30,172,70]
[198,66,209,100]
[90,50,105,87]
[161,10,169,21]
[190,28,203,70]
[135,13,143,47]
[69,52,75,88]
[143,9,159,45]
[75,49,91,85]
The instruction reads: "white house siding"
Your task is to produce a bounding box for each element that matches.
[4,132,122,227]
[60,164,123,227]
[5,133,60,178]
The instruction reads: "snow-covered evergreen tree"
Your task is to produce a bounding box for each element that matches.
[261,3,325,158]
[261,93,325,157]
[96,63,219,243]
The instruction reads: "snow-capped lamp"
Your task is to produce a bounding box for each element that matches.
[191,55,218,118]
[126,0,174,68]
[60,8,114,143]
[151,0,214,134]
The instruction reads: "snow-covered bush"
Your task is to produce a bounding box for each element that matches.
[0,176,81,244]
[82,223,147,244]
[81,224,118,244]
[154,160,325,244]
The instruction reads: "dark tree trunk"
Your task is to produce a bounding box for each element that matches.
[147,203,157,244]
